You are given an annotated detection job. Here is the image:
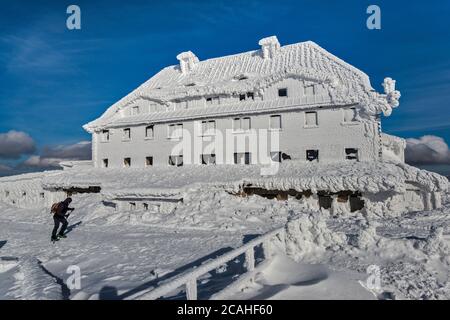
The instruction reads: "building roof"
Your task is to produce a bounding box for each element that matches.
[84,38,398,132]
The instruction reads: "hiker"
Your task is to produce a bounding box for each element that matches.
[51,197,75,241]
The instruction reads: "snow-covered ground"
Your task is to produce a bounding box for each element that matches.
[1,186,450,300]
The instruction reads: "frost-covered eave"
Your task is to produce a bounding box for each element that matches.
[91,100,358,131]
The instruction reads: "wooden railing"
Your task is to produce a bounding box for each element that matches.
[131,227,285,300]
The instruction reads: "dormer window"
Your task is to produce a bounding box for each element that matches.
[239,92,254,102]
[278,88,288,97]
[132,106,140,116]
[206,96,220,105]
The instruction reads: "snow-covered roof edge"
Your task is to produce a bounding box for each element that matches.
[83,39,396,133]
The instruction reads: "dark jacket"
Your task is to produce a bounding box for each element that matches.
[55,199,74,217]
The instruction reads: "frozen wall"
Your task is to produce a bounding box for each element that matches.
[93,107,379,168]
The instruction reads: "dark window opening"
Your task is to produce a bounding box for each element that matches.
[123,157,131,167]
[239,94,246,101]
[146,156,153,167]
[201,154,216,165]
[270,151,282,163]
[345,148,359,161]
[318,193,332,210]
[306,149,319,162]
[102,159,108,168]
[278,88,288,97]
[247,92,254,100]
[169,155,183,167]
[234,152,251,165]
[350,194,365,212]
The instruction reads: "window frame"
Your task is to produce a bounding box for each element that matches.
[168,155,183,167]
[278,88,288,98]
[145,156,153,167]
[269,115,282,131]
[101,129,110,142]
[342,107,358,124]
[306,149,319,162]
[122,128,131,141]
[145,125,154,139]
[234,152,251,165]
[167,123,183,139]
[304,111,318,128]
[123,157,131,168]
[345,148,359,161]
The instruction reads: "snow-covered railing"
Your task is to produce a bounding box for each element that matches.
[132,227,285,300]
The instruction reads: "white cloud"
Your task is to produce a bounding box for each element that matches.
[405,135,450,165]
[0,130,36,159]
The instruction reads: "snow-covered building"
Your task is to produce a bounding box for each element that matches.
[83,36,403,168]
[0,36,446,217]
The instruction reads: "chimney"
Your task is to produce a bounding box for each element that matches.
[258,36,280,59]
[176,51,199,74]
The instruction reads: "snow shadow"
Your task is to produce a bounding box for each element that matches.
[37,260,71,300]
[0,240,6,249]
[66,221,82,235]
[163,234,266,300]
[110,246,235,300]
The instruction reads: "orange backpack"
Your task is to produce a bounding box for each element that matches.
[50,202,61,215]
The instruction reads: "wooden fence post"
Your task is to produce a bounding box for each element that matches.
[186,277,197,300]
[245,248,255,272]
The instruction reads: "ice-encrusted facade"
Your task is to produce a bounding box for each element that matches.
[83,36,403,168]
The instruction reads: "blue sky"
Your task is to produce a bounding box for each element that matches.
[0,0,449,175]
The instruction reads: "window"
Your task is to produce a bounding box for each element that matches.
[145,156,153,167]
[101,130,110,142]
[206,96,220,105]
[132,106,140,116]
[270,115,282,130]
[129,202,136,211]
[306,149,319,162]
[201,120,216,136]
[40,193,45,199]
[278,88,288,97]
[343,107,357,123]
[123,128,131,140]
[169,155,183,167]
[345,148,359,161]
[305,86,314,96]
[233,117,251,131]
[123,157,131,167]
[305,111,318,127]
[201,154,216,165]
[102,159,109,168]
[234,152,251,165]
[143,203,149,211]
[239,92,254,101]
[145,125,154,139]
[168,124,183,139]
[270,151,282,163]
